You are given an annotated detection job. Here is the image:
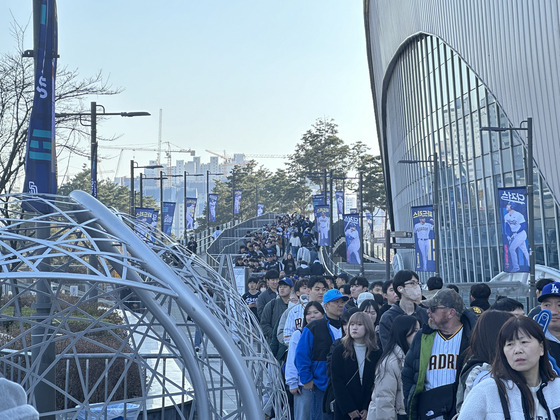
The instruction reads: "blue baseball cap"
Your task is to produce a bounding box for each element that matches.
[323,289,349,304]
[538,282,560,302]
[279,277,294,287]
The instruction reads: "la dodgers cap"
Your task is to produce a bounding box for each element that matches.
[538,282,560,302]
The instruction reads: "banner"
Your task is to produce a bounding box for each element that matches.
[208,193,218,222]
[335,191,344,219]
[135,207,159,242]
[312,194,325,207]
[162,201,176,236]
[499,187,530,273]
[343,213,361,265]
[412,205,436,272]
[257,203,264,216]
[23,0,58,212]
[314,205,331,246]
[185,197,197,230]
[234,189,242,214]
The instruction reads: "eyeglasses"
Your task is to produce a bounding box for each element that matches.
[429,305,449,312]
[404,280,422,287]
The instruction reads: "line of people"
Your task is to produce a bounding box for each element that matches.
[245,268,560,419]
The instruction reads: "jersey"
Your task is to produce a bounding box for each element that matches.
[414,221,433,240]
[504,210,525,234]
[425,327,463,390]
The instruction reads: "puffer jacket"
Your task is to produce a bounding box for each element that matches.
[367,346,407,420]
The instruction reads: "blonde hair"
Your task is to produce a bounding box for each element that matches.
[342,312,379,360]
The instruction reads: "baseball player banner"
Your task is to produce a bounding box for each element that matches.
[257,203,264,216]
[314,205,331,246]
[208,193,218,222]
[412,205,436,272]
[135,207,159,243]
[23,0,58,213]
[185,197,197,230]
[499,187,529,273]
[162,201,176,236]
[234,189,242,214]
[343,213,361,265]
[313,194,325,207]
[335,191,344,219]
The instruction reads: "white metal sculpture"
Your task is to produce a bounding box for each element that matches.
[0,192,289,419]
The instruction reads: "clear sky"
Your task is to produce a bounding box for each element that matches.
[1,1,378,184]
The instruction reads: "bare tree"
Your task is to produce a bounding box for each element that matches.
[0,20,121,195]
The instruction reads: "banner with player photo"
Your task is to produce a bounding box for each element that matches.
[343,213,361,265]
[499,187,529,273]
[233,189,242,214]
[162,202,176,236]
[335,191,344,219]
[412,205,436,272]
[208,194,218,222]
[185,197,197,230]
[314,205,331,246]
[257,203,264,216]
[135,207,159,243]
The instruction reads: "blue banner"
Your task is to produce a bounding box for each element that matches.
[335,191,344,219]
[23,0,58,212]
[135,207,159,242]
[234,189,242,214]
[314,205,331,246]
[313,194,325,207]
[162,201,176,236]
[257,203,264,216]
[499,187,530,273]
[185,197,197,230]
[208,193,218,222]
[412,205,436,272]
[343,213,361,265]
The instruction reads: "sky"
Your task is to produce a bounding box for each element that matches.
[1,1,378,184]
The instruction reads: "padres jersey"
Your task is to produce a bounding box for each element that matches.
[414,222,433,240]
[425,327,463,390]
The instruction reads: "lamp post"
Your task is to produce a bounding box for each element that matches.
[206,171,222,225]
[184,172,204,238]
[398,153,440,276]
[56,102,150,198]
[130,160,163,215]
[481,118,534,306]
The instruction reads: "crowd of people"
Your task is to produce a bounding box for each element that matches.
[241,264,560,420]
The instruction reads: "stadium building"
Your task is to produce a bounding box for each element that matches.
[364,1,560,282]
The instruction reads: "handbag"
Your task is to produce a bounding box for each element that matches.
[416,383,456,420]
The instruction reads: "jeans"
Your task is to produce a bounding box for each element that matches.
[293,387,312,420]
[311,387,325,420]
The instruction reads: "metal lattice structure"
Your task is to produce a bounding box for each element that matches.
[0,192,289,419]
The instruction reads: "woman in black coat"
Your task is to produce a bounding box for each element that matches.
[331,312,382,420]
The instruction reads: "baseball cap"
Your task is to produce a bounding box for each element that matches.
[538,282,560,302]
[423,288,464,315]
[323,289,349,304]
[336,272,350,282]
[357,292,374,308]
[279,277,294,287]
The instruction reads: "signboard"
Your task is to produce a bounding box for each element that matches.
[343,213,361,265]
[314,205,330,246]
[499,187,529,273]
[412,205,436,272]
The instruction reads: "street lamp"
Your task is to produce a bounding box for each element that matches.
[481,118,534,305]
[184,172,204,238]
[56,101,150,198]
[130,160,163,215]
[398,153,440,276]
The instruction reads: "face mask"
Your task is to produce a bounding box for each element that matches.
[403,285,422,301]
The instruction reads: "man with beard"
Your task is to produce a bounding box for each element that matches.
[402,288,476,420]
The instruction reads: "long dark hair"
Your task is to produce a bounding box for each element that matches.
[379,315,418,363]
[359,298,380,326]
[302,301,325,328]
[492,316,557,415]
[464,310,514,363]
